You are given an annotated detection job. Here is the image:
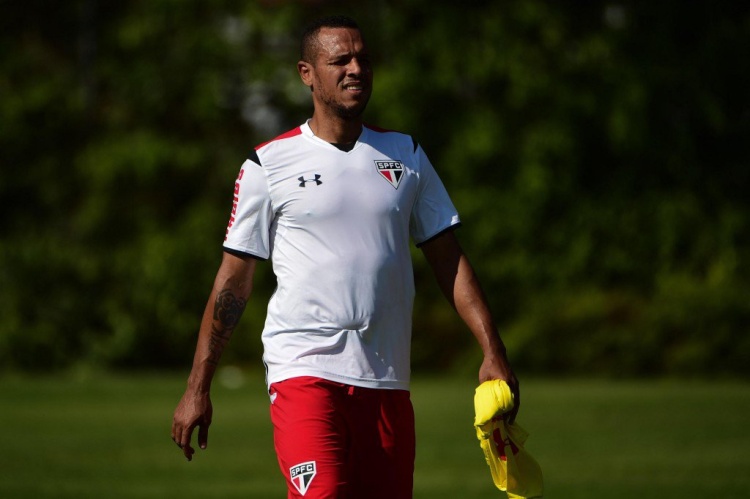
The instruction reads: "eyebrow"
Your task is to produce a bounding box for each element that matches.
[327,48,369,61]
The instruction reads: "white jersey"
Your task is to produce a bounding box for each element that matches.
[224,121,460,390]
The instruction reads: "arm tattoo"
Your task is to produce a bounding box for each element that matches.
[207,289,247,366]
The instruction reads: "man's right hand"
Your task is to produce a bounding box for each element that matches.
[172,390,213,461]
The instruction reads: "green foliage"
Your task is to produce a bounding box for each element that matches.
[1,0,748,375]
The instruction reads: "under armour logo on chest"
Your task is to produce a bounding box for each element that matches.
[298,174,322,187]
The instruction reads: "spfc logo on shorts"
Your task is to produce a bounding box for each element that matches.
[290,460,316,495]
[375,160,405,189]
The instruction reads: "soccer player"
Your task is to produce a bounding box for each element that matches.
[172,15,519,498]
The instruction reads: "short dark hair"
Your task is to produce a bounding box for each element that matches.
[300,15,360,62]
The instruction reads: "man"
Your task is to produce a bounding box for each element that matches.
[172,15,519,499]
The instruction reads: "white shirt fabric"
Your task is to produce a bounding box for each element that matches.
[224,121,460,390]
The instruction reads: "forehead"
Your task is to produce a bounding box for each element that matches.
[315,27,367,58]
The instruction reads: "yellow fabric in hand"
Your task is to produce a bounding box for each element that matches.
[474,379,515,426]
[474,380,544,498]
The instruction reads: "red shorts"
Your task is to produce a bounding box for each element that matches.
[269,376,415,499]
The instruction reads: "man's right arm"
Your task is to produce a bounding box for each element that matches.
[171,250,257,461]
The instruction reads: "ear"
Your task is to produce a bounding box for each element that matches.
[298,60,313,88]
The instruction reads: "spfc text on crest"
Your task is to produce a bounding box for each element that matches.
[290,460,317,495]
[375,160,405,189]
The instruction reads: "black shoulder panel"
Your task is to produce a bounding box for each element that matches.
[412,137,419,153]
[248,149,261,166]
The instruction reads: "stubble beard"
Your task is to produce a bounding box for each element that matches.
[335,102,367,120]
[316,85,371,121]
[330,95,370,120]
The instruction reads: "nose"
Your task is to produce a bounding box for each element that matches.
[347,58,362,76]
[347,57,369,77]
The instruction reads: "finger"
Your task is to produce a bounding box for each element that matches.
[198,423,209,450]
[171,419,182,445]
[179,426,195,460]
[508,404,519,425]
[183,443,195,461]
[508,385,521,424]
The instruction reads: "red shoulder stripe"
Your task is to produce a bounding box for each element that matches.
[254,126,303,150]
[364,123,418,152]
[364,123,399,134]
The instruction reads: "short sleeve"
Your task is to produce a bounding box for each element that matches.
[223,159,274,259]
[409,145,461,245]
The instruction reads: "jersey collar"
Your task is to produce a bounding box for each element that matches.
[302,120,365,153]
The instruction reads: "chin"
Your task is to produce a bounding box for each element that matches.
[335,106,367,120]
[336,100,370,119]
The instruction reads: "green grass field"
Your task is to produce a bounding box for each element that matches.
[1,372,748,498]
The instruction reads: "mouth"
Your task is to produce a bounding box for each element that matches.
[343,82,365,92]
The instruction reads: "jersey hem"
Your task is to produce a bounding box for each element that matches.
[266,368,410,391]
[222,245,269,261]
[415,221,462,247]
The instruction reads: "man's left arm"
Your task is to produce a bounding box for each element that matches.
[420,229,520,423]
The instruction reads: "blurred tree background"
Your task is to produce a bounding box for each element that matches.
[1,0,748,377]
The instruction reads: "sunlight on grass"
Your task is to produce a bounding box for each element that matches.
[0,373,748,498]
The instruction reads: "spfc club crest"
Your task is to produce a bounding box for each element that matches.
[375,160,405,189]
[290,461,316,495]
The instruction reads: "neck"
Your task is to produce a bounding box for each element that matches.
[308,114,362,145]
